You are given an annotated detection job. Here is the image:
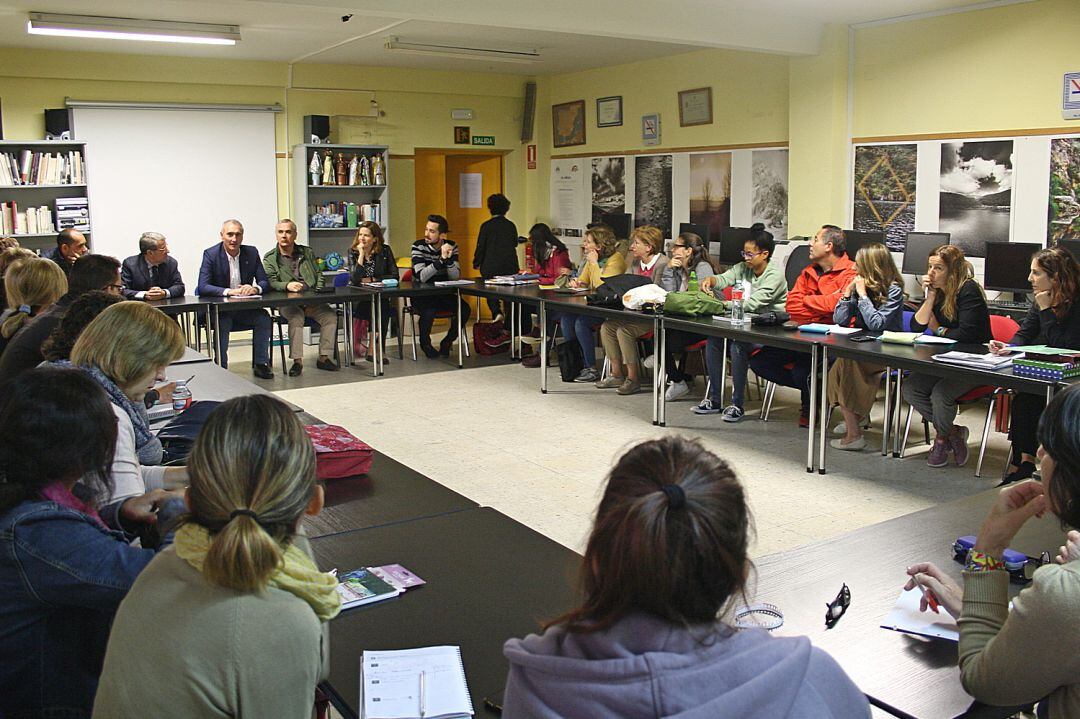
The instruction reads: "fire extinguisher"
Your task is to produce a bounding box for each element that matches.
[523,236,535,273]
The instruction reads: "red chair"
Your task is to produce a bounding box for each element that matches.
[901,314,1020,476]
[399,269,470,361]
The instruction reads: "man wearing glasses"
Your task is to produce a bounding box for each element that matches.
[694,227,788,422]
[121,232,185,301]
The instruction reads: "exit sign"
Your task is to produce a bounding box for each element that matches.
[472,135,495,146]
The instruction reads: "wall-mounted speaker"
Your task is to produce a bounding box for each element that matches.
[44,108,72,141]
[304,114,330,144]
[520,82,537,144]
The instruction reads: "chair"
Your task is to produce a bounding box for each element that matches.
[900,314,1020,476]
[784,244,811,291]
[399,269,470,361]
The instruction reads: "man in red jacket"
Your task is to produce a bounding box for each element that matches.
[750,225,856,426]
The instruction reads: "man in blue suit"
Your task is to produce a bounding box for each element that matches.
[197,219,274,378]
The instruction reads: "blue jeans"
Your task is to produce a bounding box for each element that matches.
[216,308,272,368]
[706,338,757,409]
[558,313,600,366]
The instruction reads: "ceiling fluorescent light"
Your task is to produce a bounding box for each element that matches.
[384,36,539,64]
[27,12,240,46]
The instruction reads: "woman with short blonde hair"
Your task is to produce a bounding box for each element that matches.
[828,243,905,451]
[1,257,67,351]
[63,302,186,506]
[94,395,336,717]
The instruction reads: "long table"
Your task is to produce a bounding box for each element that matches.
[311,508,581,719]
[165,358,302,412]
[753,486,1063,718]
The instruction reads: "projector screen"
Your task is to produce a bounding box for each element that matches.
[73,107,278,293]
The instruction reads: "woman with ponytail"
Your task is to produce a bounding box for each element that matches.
[0,256,66,356]
[0,368,181,718]
[94,394,338,718]
[502,436,868,718]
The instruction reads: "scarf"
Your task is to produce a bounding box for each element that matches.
[40,481,106,529]
[174,523,341,621]
[48,360,163,464]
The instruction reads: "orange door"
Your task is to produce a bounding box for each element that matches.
[444,153,504,280]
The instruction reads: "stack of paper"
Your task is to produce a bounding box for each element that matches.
[931,351,1018,370]
[880,588,958,642]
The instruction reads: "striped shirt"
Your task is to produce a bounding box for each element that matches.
[411,240,461,283]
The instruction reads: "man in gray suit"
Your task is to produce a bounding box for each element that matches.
[121,232,185,300]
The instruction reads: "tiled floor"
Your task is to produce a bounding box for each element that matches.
[226,329,1015,558]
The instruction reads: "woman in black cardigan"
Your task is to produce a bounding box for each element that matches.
[990,245,1080,484]
[472,193,519,327]
[349,221,398,363]
[903,244,992,469]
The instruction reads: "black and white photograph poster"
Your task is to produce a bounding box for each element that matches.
[939,140,1013,257]
[591,157,625,225]
[689,152,731,241]
[752,149,789,242]
[634,154,673,238]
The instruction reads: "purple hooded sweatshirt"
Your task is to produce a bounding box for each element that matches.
[502,611,869,718]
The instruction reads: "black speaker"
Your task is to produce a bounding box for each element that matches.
[520,82,536,143]
[44,108,72,141]
[304,115,330,144]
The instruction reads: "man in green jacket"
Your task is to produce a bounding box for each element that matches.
[263,219,339,375]
[693,228,788,422]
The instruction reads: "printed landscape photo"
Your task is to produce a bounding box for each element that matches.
[689,152,731,240]
[1049,138,1080,244]
[853,144,916,251]
[634,155,673,238]
[591,157,625,225]
[939,141,1013,257]
[752,149,789,241]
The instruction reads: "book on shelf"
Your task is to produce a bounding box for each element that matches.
[0,149,85,186]
[362,646,473,719]
[0,202,55,236]
[309,200,381,229]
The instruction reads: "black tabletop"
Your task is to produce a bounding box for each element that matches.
[753,487,1062,718]
[459,280,544,306]
[662,313,822,354]
[147,294,208,313]
[312,508,582,719]
[200,286,372,311]
[303,451,479,538]
[350,280,459,298]
[171,346,211,365]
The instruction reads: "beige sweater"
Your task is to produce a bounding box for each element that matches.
[959,562,1080,717]
[92,536,328,718]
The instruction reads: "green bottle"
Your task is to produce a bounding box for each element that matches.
[687,270,699,293]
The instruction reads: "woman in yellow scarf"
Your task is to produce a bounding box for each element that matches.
[93,395,339,718]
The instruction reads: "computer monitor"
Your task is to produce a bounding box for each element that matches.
[598,212,631,241]
[902,232,951,275]
[842,230,885,261]
[678,222,710,243]
[1058,238,1080,261]
[718,226,754,265]
[983,241,1041,294]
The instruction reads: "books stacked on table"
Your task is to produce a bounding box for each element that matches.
[1010,346,1080,381]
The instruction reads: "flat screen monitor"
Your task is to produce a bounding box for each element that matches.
[678,222,710,243]
[598,212,631,241]
[902,232,951,275]
[718,226,753,265]
[842,230,885,261]
[1058,238,1080,261]
[983,241,1041,293]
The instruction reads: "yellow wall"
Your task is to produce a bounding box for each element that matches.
[853,0,1077,138]
[0,48,529,258]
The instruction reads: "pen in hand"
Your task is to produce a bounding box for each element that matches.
[911,575,940,613]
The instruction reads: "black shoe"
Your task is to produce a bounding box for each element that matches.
[253,363,274,379]
[439,339,453,357]
[365,355,390,365]
[316,357,339,371]
[288,361,303,377]
[420,344,439,359]
[998,460,1036,487]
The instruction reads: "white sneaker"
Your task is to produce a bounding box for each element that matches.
[665,380,689,401]
[643,355,656,370]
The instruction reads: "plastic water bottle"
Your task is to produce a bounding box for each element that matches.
[730,286,746,325]
[687,270,699,293]
[172,381,192,413]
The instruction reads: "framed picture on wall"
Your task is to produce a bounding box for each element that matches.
[596,96,622,127]
[678,87,713,127]
[552,100,586,148]
[642,113,661,146]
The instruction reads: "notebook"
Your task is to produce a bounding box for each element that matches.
[147,403,176,423]
[880,588,959,642]
[362,645,474,719]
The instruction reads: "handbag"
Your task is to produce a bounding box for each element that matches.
[556,338,584,382]
[158,400,223,464]
[751,310,791,326]
[663,290,725,316]
[304,424,374,479]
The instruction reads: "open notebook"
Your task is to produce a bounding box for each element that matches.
[362,646,473,719]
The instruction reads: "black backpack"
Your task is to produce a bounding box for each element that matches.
[556,339,584,383]
[158,400,222,464]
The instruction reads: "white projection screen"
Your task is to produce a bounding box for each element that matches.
[73,107,278,292]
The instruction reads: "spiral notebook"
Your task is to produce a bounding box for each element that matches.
[362,645,473,719]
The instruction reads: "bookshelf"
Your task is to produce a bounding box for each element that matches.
[292,143,390,263]
[0,141,92,254]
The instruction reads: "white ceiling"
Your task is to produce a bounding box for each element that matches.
[0,0,1037,74]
